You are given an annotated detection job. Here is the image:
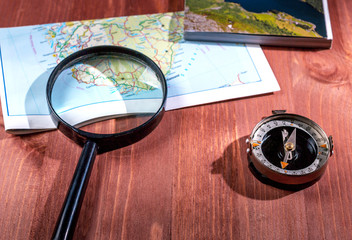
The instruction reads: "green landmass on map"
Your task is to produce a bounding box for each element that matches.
[72,56,157,95]
[185,0,322,38]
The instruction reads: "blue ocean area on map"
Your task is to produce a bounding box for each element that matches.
[0,26,56,115]
[167,41,260,97]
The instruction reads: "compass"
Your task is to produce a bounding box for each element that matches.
[247,110,333,189]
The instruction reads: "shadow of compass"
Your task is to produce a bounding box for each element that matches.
[211,136,293,200]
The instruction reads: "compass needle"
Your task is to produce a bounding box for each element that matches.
[281,161,289,169]
[287,128,297,146]
[282,129,289,142]
[280,128,297,169]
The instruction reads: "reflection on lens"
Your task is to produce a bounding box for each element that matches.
[51,54,164,134]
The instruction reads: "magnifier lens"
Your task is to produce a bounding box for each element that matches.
[51,54,164,134]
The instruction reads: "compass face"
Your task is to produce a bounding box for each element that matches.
[261,126,318,170]
[249,114,332,185]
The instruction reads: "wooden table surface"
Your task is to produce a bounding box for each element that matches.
[1,0,351,239]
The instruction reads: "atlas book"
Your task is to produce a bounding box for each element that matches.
[184,0,333,48]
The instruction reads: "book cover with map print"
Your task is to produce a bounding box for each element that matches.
[184,0,333,48]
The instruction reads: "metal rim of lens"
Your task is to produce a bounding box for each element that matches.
[46,45,167,151]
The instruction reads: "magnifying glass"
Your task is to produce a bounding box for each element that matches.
[46,46,167,240]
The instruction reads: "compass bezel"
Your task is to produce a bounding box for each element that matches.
[248,113,332,186]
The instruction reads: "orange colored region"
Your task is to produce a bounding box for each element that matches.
[281,161,289,169]
[252,143,260,147]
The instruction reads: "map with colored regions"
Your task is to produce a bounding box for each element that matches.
[0,12,279,133]
[46,13,182,75]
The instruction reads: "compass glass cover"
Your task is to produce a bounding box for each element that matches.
[261,126,318,170]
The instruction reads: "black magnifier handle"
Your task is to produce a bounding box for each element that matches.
[52,141,98,240]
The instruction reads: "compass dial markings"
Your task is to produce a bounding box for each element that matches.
[320,144,328,149]
[252,141,261,148]
[250,117,331,177]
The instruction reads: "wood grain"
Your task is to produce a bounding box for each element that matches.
[1,0,352,239]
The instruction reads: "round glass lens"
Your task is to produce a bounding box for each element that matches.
[51,54,164,134]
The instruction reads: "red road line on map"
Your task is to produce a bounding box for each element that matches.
[237,73,245,84]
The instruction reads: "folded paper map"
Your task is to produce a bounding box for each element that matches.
[0,12,280,134]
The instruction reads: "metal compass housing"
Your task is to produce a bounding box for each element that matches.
[247,111,333,187]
